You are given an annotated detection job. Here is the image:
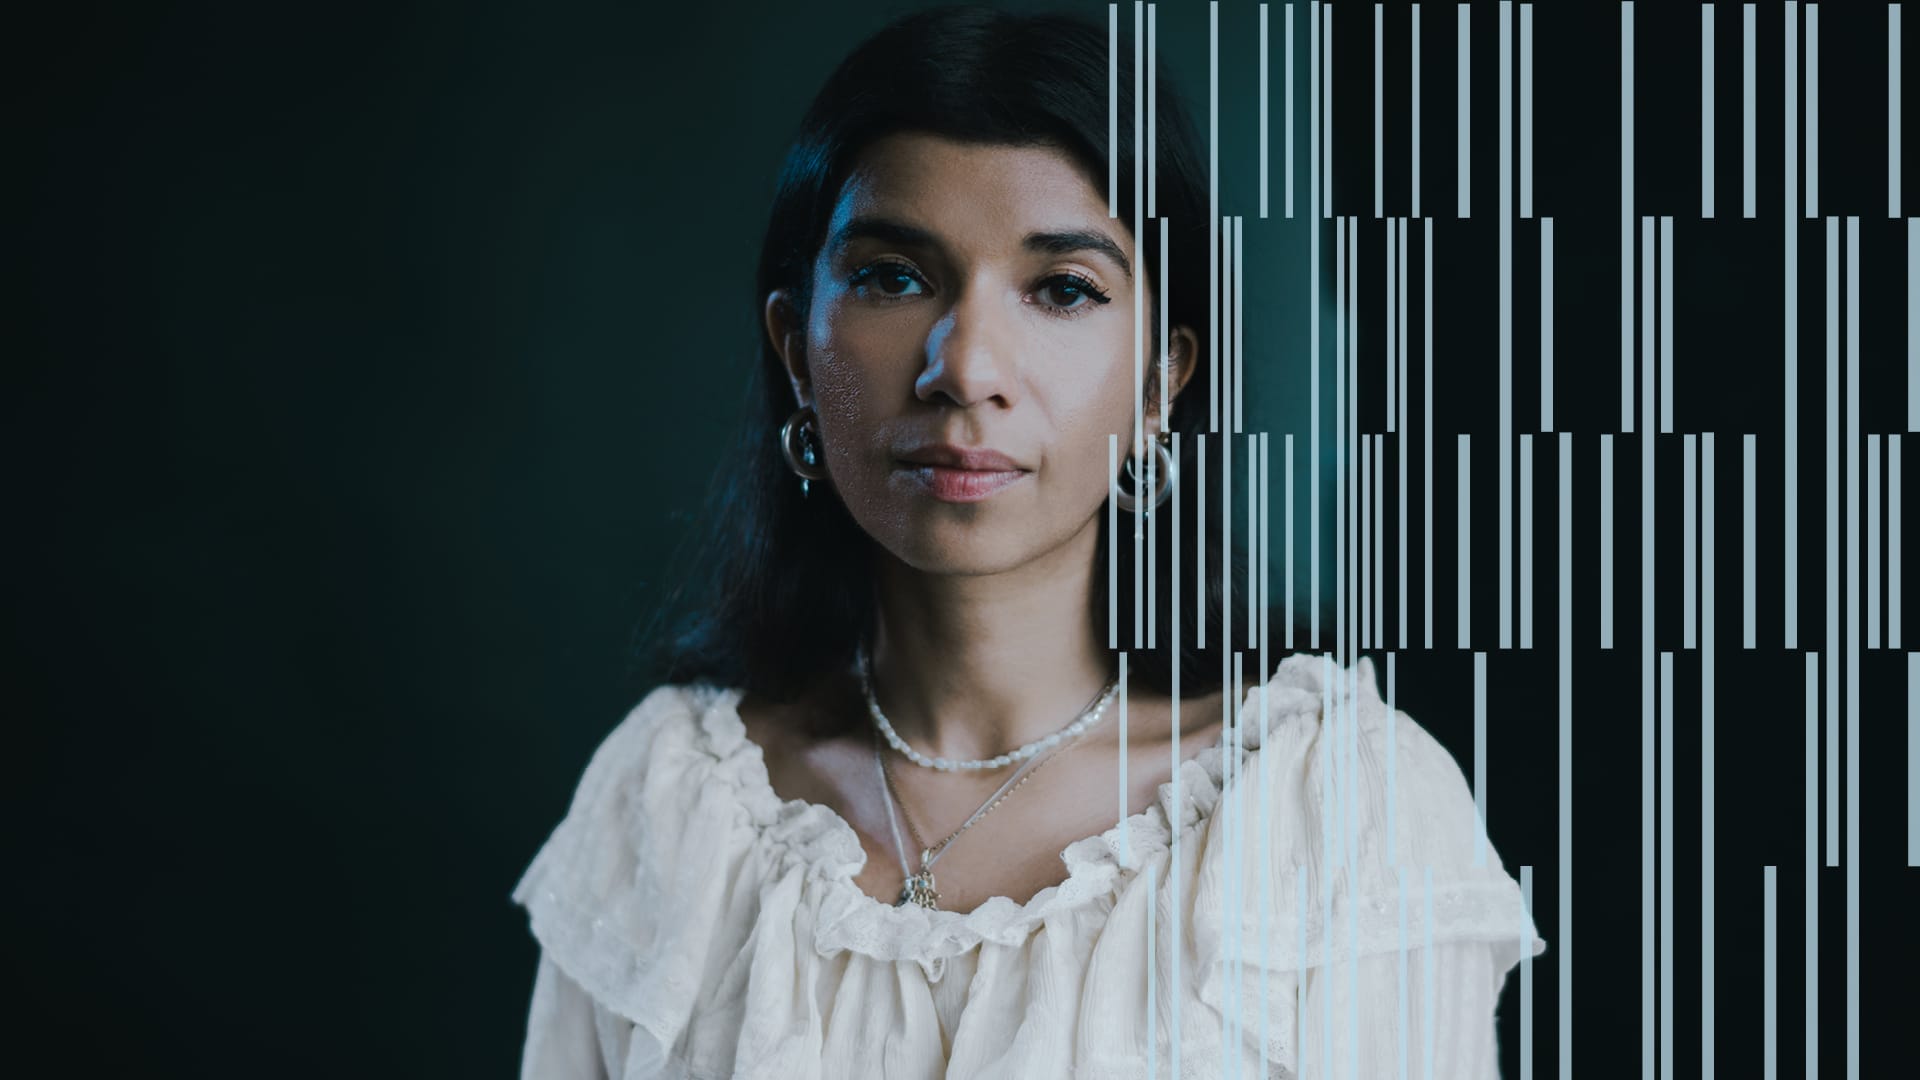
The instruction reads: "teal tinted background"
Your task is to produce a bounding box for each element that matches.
[6,1,1319,1073]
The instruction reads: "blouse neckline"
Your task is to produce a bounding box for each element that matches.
[685,653,1339,965]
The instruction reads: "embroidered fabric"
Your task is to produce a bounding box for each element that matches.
[512,653,1548,1079]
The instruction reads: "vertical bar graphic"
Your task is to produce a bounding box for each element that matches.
[1703,4,1715,220]
[1210,1,1219,435]
[1661,216,1675,433]
[1557,430,1574,1079]
[1659,651,1674,1080]
[1474,650,1487,866]
[1312,0,1321,647]
[1145,861,1158,1077]
[1426,218,1435,648]
[1109,4,1118,217]
[1500,0,1513,652]
[1911,653,1919,866]
[1521,3,1533,219]
[1110,433,1119,648]
[1806,4,1818,219]
[1686,434,1698,649]
[1364,435,1373,651]
[1745,433,1757,648]
[1375,3,1383,219]
[1133,0,1145,652]
[1460,433,1473,649]
[1389,217,1398,432]
[1288,3,1296,220]
[1149,4,1159,219]
[1520,863,1534,1080]
[1871,436,1882,649]
[1376,433,1385,647]
[1804,650,1819,1077]
[1825,214,1838,866]
[1602,434,1616,649]
[1288,433,1297,647]
[1622,2,1636,432]
[1744,2,1757,218]
[1912,219,1919,432]
[1521,433,1534,649]
[1893,435,1904,648]
[1400,217,1410,649]
[1261,4,1269,220]
[1459,3,1471,219]
[1845,212,1860,1080]
[1764,865,1778,1080]
[1785,2,1800,648]
[1893,4,1903,219]
[1702,431,1718,1080]
[1542,217,1555,432]
[1326,0,1335,219]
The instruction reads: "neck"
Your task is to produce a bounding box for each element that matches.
[866,522,1115,766]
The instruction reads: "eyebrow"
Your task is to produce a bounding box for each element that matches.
[826,215,1134,284]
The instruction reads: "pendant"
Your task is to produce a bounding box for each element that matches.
[897,870,941,910]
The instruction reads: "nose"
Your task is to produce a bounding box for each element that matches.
[915,282,1018,409]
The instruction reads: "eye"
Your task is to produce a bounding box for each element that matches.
[846,260,928,301]
[1034,273,1113,317]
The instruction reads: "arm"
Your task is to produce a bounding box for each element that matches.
[1300,939,1510,1079]
[519,951,610,1080]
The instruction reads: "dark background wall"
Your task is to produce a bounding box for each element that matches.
[8,1,1911,1076]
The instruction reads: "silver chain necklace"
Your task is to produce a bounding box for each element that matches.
[856,644,1120,771]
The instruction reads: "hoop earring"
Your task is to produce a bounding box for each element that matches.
[779,406,830,497]
[1115,431,1176,514]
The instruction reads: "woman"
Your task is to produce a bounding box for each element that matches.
[513,6,1544,1077]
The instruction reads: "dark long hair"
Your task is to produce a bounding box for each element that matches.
[641,4,1276,705]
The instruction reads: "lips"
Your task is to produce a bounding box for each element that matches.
[894,443,1030,503]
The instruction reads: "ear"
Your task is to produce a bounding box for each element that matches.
[764,288,811,409]
[1142,324,1201,438]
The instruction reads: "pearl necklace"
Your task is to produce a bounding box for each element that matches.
[857,645,1121,771]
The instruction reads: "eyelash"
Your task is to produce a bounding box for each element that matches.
[846,260,1114,317]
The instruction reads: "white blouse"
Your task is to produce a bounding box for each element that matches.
[512,653,1547,1079]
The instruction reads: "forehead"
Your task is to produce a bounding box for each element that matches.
[824,132,1119,250]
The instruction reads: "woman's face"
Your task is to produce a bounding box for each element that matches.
[766,132,1197,577]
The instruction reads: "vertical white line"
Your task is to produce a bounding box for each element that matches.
[1825,215,1838,867]
[1399,218,1410,649]
[1661,216,1675,433]
[1805,650,1820,1080]
[1421,864,1436,1080]
[1500,0,1513,652]
[1911,653,1919,866]
[1686,434,1699,649]
[1892,5,1902,219]
[1557,429,1573,1080]
[1521,3,1533,220]
[1120,652,1132,863]
[1225,214,1234,442]
[1745,433,1757,649]
[1413,4,1422,219]
[1702,430,1718,1080]
[1806,4,1819,219]
[1376,433,1385,647]
[1338,213,1348,663]
[1602,433,1615,650]
[1296,869,1309,1076]
[1397,860,1411,1080]
[1262,4,1270,220]
[1912,218,1920,431]
[1289,4,1296,220]
[1521,433,1534,649]
[1154,217,1169,650]
[1253,433,1262,647]
[1871,435,1882,649]
[1623,2,1636,433]
[1659,651,1674,1080]
[1121,0,1136,645]
[1113,2,1121,219]
[1111,433,1120,649]
[1845,212,1860,1080]
[1170,430,1183,1075]
[1375,3,1384,219]
[1542,216,1555,432]
[1763,864,1777,1080]
[1460,434,1473,650]
[1703,4,1715,219]
[1458,3,1471,219]
[1211,2,1220,435]
[1363,434,1373,651]
[1289,434,1297,647]
[1201,434,1208,651]
[1744,3,1756,219]
[1326,1,1335,220]
[1426,219,1434,650]
[1236,216,1246,433]
[1785,2,1800,649]
[1146,860,1158,1078]
[1474,651,1487,866]
[1520,862,1534,1080]
[1389,216,1398,432]
[1892,435,1904,648]
[1150,4,1159,220]
[1313,0,1321,649]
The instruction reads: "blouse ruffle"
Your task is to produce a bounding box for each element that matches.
[513,653,1548,1079]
